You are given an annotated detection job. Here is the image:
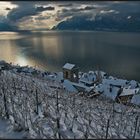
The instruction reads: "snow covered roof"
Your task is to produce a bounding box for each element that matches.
[102,78,127,87]
[63,63,76,70]
[72,82,94,93]
[94,85,103,93]
[100,84,120,100]
[79,72,97,85]
[55,72,63,82]
[119,88,139,97]
[128,80,138,89]
[79,79,94,85]
[94,70,106,78]
[131,93,140,105]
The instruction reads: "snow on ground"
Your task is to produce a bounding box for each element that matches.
[0,118,27,139]
[120,87,139,96]
[131,93,140,106]
[129,80,139,89]
[63,80,78,92]
[0,61,140,139]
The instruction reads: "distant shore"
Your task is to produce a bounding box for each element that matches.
[1,29,140,34]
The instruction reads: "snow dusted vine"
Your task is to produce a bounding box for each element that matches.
[0,70,140,139]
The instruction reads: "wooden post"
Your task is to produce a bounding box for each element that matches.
[105,119,110,139]
[57,117,61,139]
[2,86,9,119]
[133,115,139,139]
[112,102,115,119]
[36,89,39,114]
[56,90,59,113]
[56,90,61,139]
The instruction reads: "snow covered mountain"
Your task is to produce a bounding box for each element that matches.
[53,12,140,32]
[53,2,140,32]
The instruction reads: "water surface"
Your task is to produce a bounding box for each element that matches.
[0,31,140,81]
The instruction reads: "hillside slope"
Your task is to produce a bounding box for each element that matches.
[0,68,140,139]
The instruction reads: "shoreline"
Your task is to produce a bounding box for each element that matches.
[0,60,140,104]
[0,30,140,34]
[0,60,139,84]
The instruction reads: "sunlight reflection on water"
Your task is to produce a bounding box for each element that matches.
[0,31,140,81]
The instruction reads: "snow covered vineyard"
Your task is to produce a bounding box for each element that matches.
[0,61,140,139]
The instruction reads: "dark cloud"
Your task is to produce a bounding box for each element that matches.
[56,1,140,23]
[54,2,140,31]
[56,6,96,21]
[106,2,140,13]
[0,21,18,31]
[7,3,37,21]
[36,6,55,12]
[68,6,96,13]
[5,7,11,11]
[58,3,73,7]
[61,9,69,13]
[6,2,104,23]
[61,6,96,13]
[0,15,18,31]
[7,2,55,22]
[1,1,140,31]
[7,9,36,22]
[84,6,96,10]
[55,9,73,21]
[35,15,52,20]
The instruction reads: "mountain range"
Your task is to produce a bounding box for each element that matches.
[52,12,140,32]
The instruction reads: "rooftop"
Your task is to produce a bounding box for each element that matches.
[102,78,127,87]
[101,85,120,100]
[72,82,94,92]
[63,63,76,70]
[119,88,139,96]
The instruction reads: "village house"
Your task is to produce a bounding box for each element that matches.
[62,63,102,96]
[79,71,102,87]
[99,84,121,101]
[117,87,140,104]
[63,63,79,82]
[79,77,95,87]
[102,78,128,88]
[62,62,140,104]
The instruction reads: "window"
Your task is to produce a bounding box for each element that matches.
[66,71,68,78]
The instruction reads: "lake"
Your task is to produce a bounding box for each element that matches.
[0,31,140,81]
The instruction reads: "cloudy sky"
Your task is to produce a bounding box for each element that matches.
[0,1,139,30]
